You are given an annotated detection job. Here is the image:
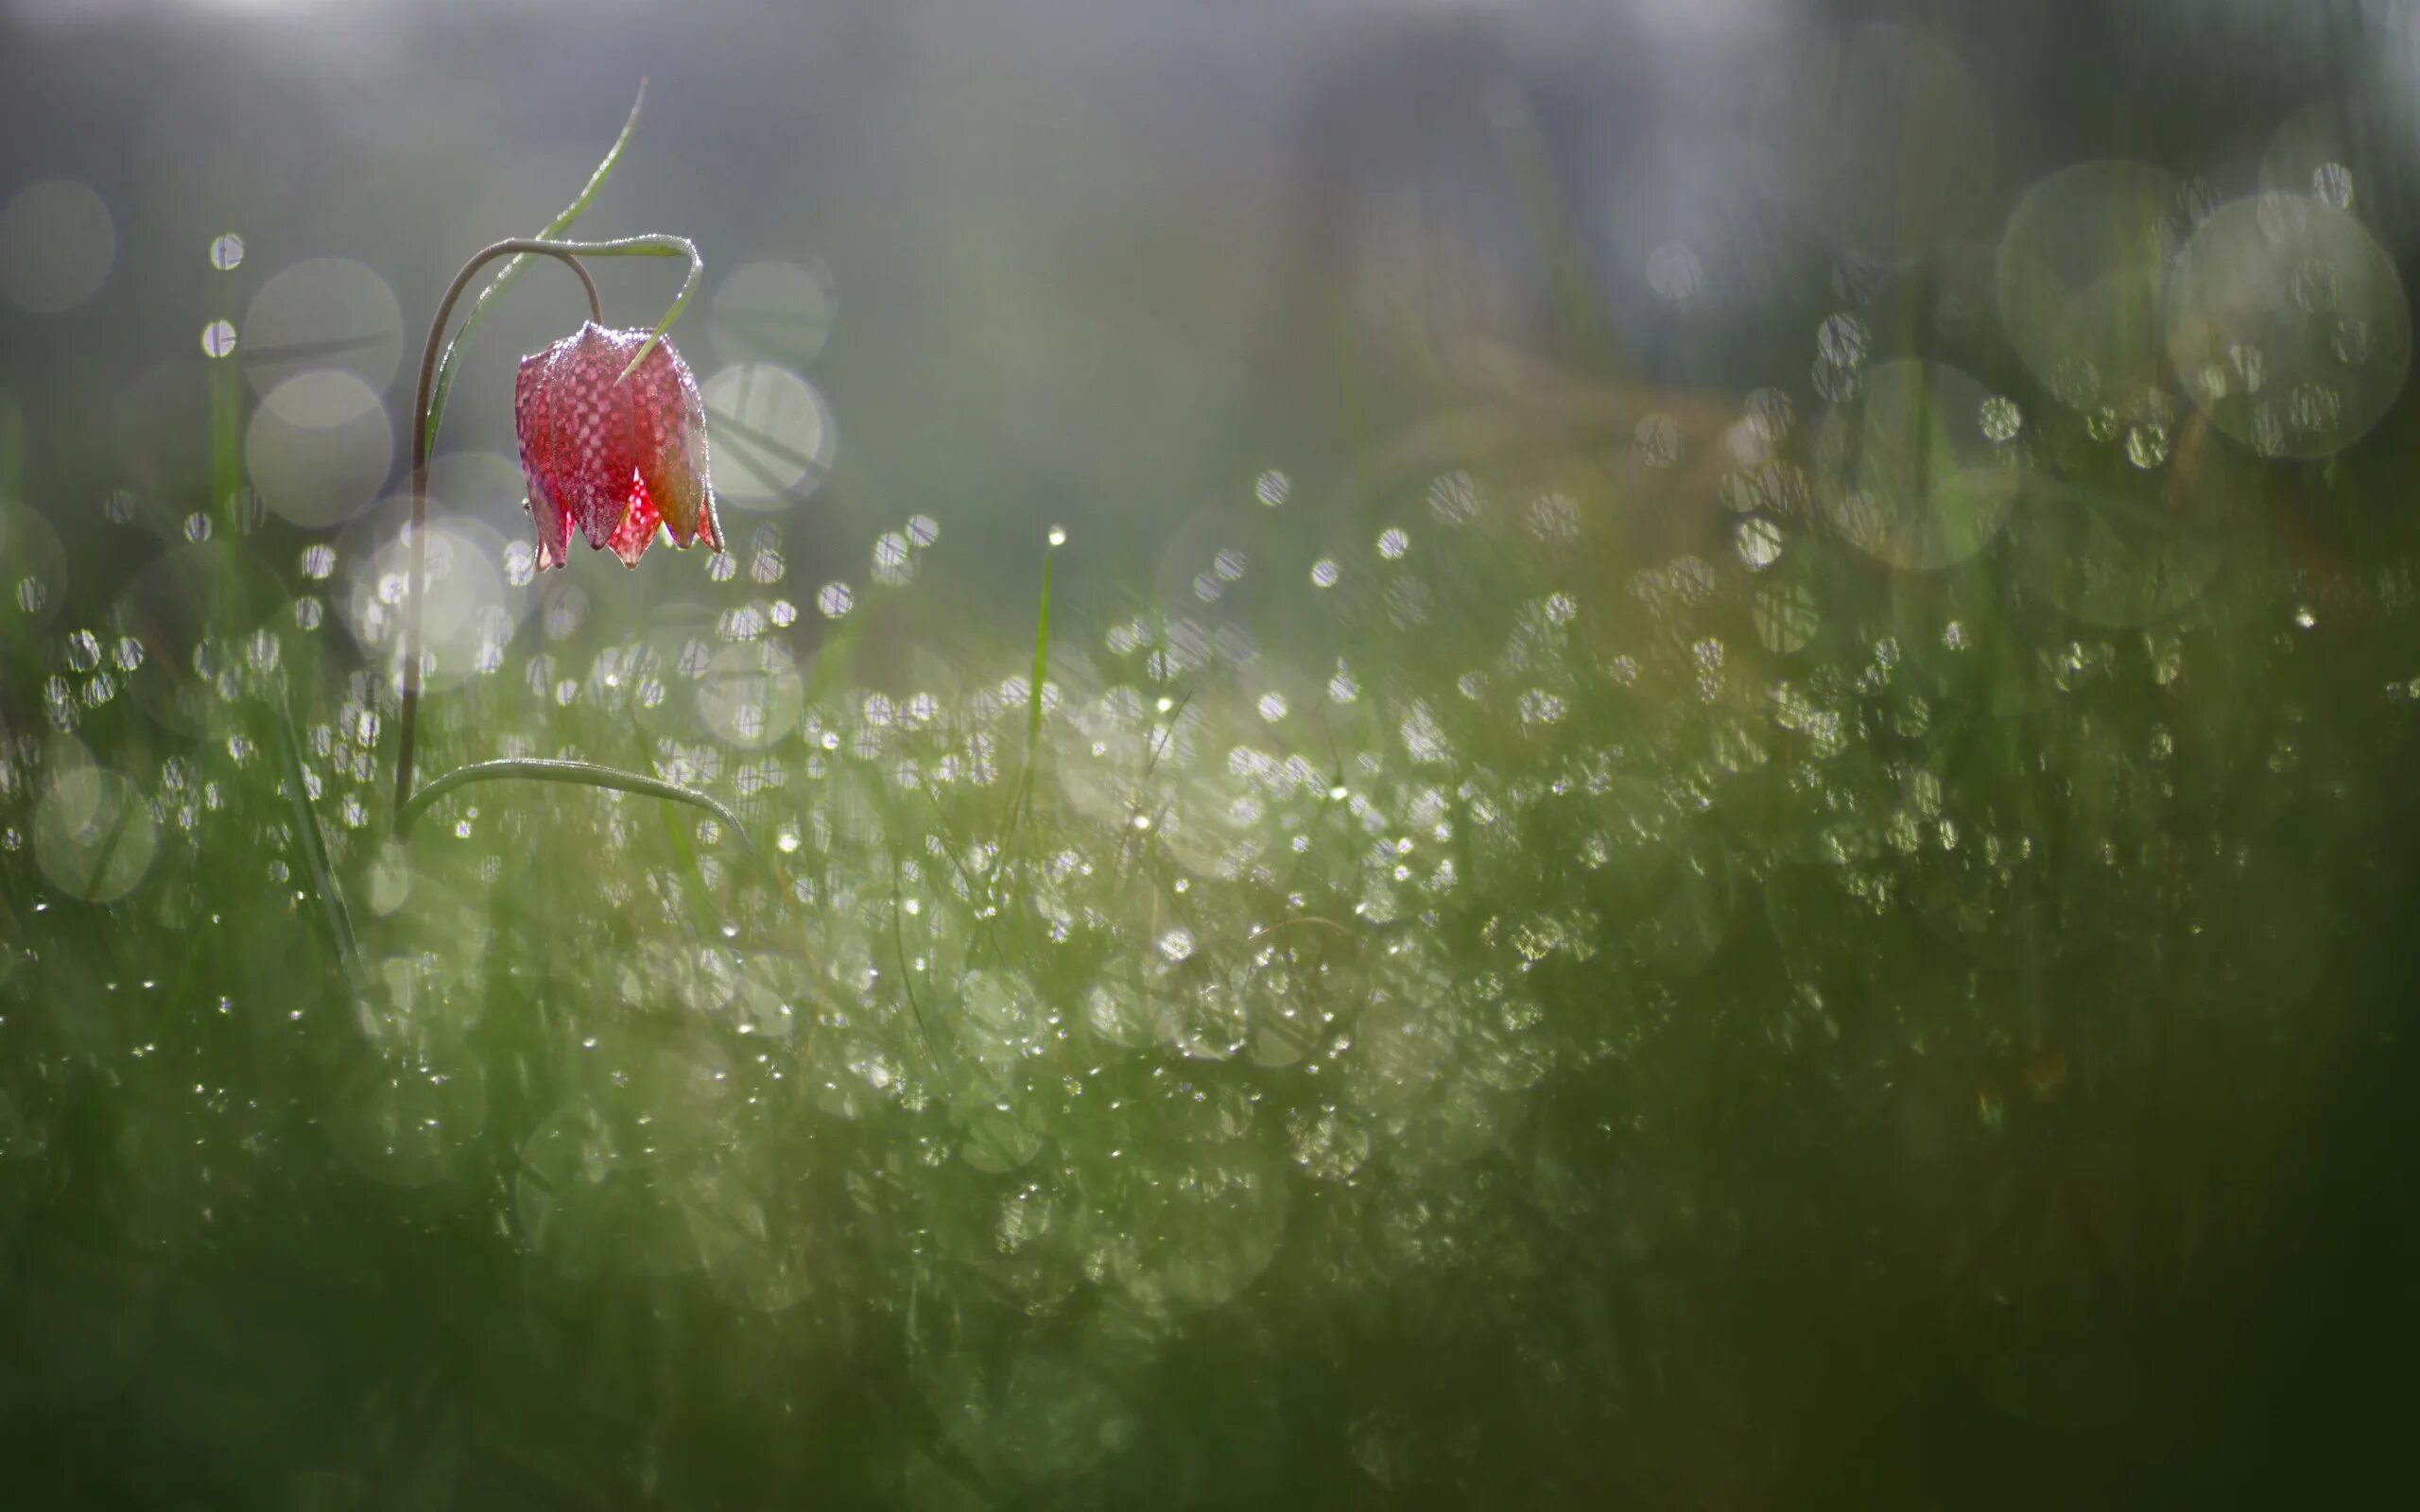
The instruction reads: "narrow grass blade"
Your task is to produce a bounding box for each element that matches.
[1004,528,1060,842]
[1027,535,1057,752]
[594,233,702,379]
[271,686,361,977]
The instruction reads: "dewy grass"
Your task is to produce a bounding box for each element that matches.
[270,680,357,976]
[8,365,2420,1502]
[9,53,2420,1510]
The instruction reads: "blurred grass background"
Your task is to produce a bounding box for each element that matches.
[7,0,2420,1505]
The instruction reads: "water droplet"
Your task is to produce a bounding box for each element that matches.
[1645,239,1709,308]
[2290,257,2342,316]
[2176,176,2217,226]
[1812,354,1859,404]
[1816,312,1870,368]
[1736,516,1783,570]
[2229,343,2267,396]
[1979,395,2022,443]
[1833,253,1884,306]
[2051,355,2102,409]
[1634,412,1682,468]
[1745,387,1796,441]
[2290,381,2342,435]
[199,318,236,358]
[208,232,244,271]
[1309,558,1339,588]
[1426,471,1479,524]
[817,581,853,618]
[1528,492,1581,540]
[1046,524,1066,547]
[2334,318,2376,366]
[1254,470,1289,507]
[1517,689,1565,725]
[1375,527,1408,560]
[2124,421,2170,470]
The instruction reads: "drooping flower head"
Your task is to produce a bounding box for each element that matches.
[514,321,722,570]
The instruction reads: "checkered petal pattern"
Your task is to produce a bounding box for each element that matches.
[513,322,723,570]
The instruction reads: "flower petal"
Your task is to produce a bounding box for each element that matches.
[568,326,645,548]
[607,467,663,567]
[515,347,578,570]
[524,472,573,571]
[636,343,719,550]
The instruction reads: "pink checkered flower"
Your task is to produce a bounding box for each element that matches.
[513,321,722,570]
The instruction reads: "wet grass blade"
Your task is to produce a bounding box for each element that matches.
[1027,534,1056,748]
[890,856,942,1075]
[1007,528,1059,840]
[271,686,360,978]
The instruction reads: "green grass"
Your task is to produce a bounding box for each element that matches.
[6,389,2420,1500]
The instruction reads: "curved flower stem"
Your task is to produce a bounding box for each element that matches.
[393,239,599,822]
[395,759,752,847]
[390,232,703,823]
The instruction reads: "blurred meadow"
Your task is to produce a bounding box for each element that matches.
[8,0,2420,1505]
